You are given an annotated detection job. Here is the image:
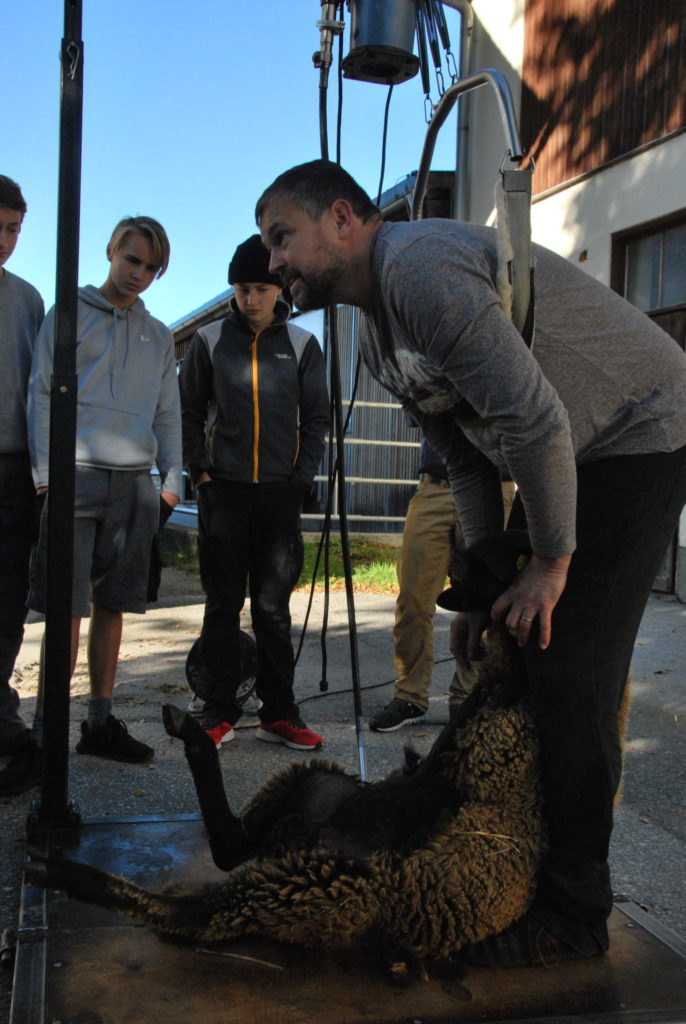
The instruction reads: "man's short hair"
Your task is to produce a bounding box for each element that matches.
[0,175,28,217]
[255,160,380,225]
[107,216,170,278]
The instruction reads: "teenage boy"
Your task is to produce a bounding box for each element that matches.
[255,160,686,965]
[0,176,44,776]
[180,234,328,750]
[26,216,182,766]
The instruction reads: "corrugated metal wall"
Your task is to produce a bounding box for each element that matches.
[319,304,420,534]
[521,0,686,194]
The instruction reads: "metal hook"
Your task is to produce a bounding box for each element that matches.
[424,94,434,123]
[65,40,80,81]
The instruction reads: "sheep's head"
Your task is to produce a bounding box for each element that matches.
[436,530,531,614]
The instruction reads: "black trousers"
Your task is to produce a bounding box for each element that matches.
[510,445,686,948]
[0,454,36,717]
[197,480,303,725]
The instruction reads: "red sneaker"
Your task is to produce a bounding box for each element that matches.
[204,721,235,748]
[256,718,323,750]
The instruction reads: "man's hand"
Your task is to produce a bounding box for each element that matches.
[450,610,490,669]
[491,553,571,649]
[195,472,212,487]
[160,490,180,509]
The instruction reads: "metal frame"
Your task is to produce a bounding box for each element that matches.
[412,67,524,221]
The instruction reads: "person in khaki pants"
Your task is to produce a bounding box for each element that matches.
[371,437,514,732]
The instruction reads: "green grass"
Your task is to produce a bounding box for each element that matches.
[163,533,401,594]
[298,536,400,593]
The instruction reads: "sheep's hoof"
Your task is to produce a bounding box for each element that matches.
[388,952,429,986]
[162,704,214,753]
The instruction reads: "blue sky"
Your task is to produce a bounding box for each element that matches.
[6,1,463,327]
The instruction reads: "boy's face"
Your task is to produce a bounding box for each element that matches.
[233,281,280,332]
[0,206,23,269]
[103,231,160,309]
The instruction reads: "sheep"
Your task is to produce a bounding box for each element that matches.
[25,535,545,975]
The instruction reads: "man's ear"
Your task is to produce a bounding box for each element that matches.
[330,199,355,238]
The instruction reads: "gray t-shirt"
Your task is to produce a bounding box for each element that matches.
[362,220,686,557]
[0,269,44,454]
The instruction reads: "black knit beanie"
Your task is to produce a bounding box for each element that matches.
[228,234,281,286]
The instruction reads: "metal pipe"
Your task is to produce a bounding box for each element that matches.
[38,0,84,830]
[411,68,523,220]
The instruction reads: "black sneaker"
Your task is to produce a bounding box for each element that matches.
[0,739,42,796]
[369,699,426,733]
[76,715,154,764]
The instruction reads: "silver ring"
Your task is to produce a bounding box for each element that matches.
[521,616,533,623]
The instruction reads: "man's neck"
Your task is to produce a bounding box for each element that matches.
[342,218,383,311]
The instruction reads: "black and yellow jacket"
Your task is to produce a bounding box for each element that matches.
[179,296,329,488]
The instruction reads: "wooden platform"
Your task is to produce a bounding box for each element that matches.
[10,815,686,1024]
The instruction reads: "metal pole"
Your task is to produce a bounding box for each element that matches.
[37,0,84,829]
[315,5,367,781]
[326,306,367,782]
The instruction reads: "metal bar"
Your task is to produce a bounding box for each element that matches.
[38,0,84,829]
[301,513,407,523]
[339,400,403,408]
[331,437,419,448]
[326,305,367,780]
[412,68,523,220]
[314,476,418,485]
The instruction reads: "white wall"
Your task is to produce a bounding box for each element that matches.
[464,0,526,224]
[530,132,686,284]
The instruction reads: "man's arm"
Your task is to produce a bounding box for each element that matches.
[27,307,56,490]
[152,333,183,502]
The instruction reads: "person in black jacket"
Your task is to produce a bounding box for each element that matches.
[179,235,328,750]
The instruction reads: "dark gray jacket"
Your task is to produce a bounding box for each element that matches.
[180,297,329,488]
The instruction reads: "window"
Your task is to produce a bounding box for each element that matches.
[616,216,686,313]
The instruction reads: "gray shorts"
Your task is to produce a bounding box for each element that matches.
[30,466,159,618]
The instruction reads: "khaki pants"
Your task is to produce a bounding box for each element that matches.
[392,479,476,710]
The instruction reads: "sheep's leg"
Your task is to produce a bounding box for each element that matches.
[162,704,248,870]
[26,846,383,951]
[25,850,217,941]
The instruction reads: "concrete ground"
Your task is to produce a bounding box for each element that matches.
[1,566,684,1020]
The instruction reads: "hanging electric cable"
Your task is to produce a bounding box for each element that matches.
[312,0,367,780]
[376,84,394,204]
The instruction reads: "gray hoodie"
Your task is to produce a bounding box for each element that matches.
[28,285,182,496]
[0,269,44,454]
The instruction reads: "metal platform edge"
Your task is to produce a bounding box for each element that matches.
[8,817,686,1024]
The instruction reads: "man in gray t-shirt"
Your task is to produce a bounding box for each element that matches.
[255,160,686,968]
[0,175,44,791]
